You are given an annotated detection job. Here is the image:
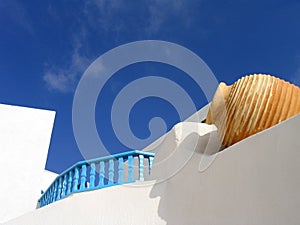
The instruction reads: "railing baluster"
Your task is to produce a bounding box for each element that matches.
[51,186,54,201]
[73,167,79,192]
[48,186,54,204]
[149,156,154,174]
[49,188,52,203]
[47,187,51,205]
[52,180,58,202]
[99,161,105,187]
[139,154,144,181]
[80,164,87,190]
[46,191,49,205]
[128,155,134,182]
[67,170,73,195]
[47,189,51,204]
[57,177,63,200]
[90,163,96,188]
[118,157,124,184]
[40,192,46,206]
[62,174,68,197]
[44,192,48,205]
[108,159,114,185]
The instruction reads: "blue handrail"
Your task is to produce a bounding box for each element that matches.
[38,150,155,208]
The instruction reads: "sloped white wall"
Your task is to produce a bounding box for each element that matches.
[148,114,300,225]
[0,104,55,223]
[4,113,300,225]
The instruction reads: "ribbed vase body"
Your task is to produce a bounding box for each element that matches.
[206,74,300,147]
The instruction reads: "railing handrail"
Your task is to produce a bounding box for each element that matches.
[48,150,154,189]
[38,150,155,207]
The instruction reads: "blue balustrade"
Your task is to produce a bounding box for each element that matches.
[108,159,114,185]
[149,156,154,175]
[80,165,87,191]
[128,155,134,182]
[90,163,96,188]
[57,177,62,200]
[73,167,79,192]
[139,155,144,181]
[99,161,105,187]
[38,150,155,208]
[118,157,124,184]
[67,170,73,195]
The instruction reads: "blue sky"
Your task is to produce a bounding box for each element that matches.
[1,0,300,173]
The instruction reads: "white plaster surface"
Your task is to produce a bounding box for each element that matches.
[147,121,221,183]
[0,104,55,223]
[142,104,210,154]
[41,170,58,195]
[147,114,300,225]
[3,108,300,225]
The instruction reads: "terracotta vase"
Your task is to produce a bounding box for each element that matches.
[206,74,300,147]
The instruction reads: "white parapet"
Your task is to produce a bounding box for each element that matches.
[2,106,300,225]
[0,104,56,223]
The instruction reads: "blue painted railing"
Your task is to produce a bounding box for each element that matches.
[38,150,155,208]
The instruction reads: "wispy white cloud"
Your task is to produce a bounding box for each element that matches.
[0,0,34,35]
[83,0,194,37]
[146,0,192,35]
[43,0,197,93]
[43,71,70,93]
[83,0,127,38]
[43,43,90,93]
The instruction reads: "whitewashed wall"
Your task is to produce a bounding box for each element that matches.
[41,170,58,194]
[0,104,55,223]
[4,112,300,225]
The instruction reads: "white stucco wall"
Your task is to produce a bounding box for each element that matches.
[0,104,55,223]
[41,170,58,195]
[142,104,210,154]
[147,114,300,225]
[4,112,300,225]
